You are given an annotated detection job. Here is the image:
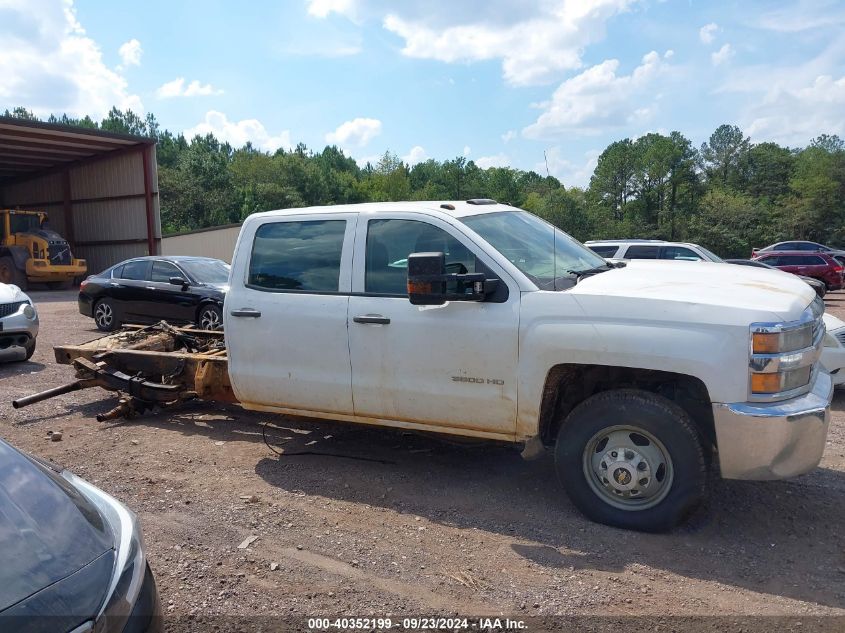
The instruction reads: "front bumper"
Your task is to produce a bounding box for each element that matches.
[25,259,87,281]
[0,308,38,359]
[713,370,831,480]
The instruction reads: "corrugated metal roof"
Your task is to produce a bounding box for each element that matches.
[0,116,154,185]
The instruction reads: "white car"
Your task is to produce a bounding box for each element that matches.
[822,313,845,387]
[0,283,39,361]
[585,239,724,262]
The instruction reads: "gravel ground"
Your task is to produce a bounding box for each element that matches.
[1,290,845,629]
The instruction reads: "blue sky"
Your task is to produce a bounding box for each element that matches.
[2,0,844,186]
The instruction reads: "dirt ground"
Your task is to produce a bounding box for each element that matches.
[2,289,845,629]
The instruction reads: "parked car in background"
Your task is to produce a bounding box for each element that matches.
[0,438,162,632]
[585,240,724,262]
[0,282,38,361]
[79,256,230,332]
[752,240,845,259]
[725,258,827,298]
[752,251,844,291]
[821,313,845,387]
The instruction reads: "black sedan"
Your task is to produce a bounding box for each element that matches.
[79,256,230,332]
[725,258,827,298]
[0,438,162,632]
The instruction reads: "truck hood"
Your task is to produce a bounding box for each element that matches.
[0,283,30,304]
[570,260,815,321]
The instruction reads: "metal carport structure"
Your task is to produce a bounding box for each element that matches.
[0,116,161,276]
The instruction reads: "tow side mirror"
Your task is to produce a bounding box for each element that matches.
[169,276,188,288]
[407,252,497,306]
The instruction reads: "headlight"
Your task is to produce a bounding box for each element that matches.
[62,471,147,633]
[751,322,813,354]
[23,303,36,319]
[749,307,823,397]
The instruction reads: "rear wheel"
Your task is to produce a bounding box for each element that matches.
[197,304,223,330]
[0,256,27,290]
[94,298,120,332]
[555,389,706,532]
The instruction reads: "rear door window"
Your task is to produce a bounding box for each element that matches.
[624,245,659,259]
[248,219,347,292]
[120,260,150,280]
[805,255,826,266]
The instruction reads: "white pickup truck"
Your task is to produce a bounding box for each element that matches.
[220,199,831,532]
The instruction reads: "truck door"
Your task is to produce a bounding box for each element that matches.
[347,214,519,437]
[225,213,356,415]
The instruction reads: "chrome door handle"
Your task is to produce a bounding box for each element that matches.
[353,314,390,325]
[231,308,262,318]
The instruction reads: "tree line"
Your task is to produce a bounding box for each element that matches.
[5,106,845,257]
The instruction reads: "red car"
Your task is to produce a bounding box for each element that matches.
[753,251,844,290]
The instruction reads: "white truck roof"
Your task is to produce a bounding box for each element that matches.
[244,200,519,221]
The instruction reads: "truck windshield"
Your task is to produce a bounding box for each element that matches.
[462,211,609,290]
[10,213,41,234]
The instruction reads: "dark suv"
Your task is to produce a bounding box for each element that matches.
[753,251,845,290]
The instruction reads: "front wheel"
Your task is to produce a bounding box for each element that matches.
[94,299,120,332]
[197,304,223,330]
[555,389,706,532]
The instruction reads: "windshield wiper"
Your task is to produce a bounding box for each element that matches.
[566,261,616,277]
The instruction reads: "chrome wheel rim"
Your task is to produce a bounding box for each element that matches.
[582,425,674,511]
[95,303,113,328]
[200,308,221,330]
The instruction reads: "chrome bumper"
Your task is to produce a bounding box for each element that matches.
[713,370,832,480]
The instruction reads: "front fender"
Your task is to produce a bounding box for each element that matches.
[516,300,750,438]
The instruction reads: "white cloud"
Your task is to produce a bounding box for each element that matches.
[0,0,142,118]
[325,117,382,147]
[523,50,672,138]
[501,130,517,143]
[311,0,638,86]
[745,74,845,144]
[463,145,471,156]
[118,38,142,67]
[538,148,600,188]
[156,78,223,98]
[184,111,292,151]
[757,0,845,32]
[711,43,734,66]
[699,23,718,44]
[307,0,357,19]
[403,145,428,165]
[475,153,510,169]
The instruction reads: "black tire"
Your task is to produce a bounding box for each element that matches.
[197,304,223,330]
[93,298,120,332]
[555,389,706,532]
[23,338,36,361]
[0,256,27,290]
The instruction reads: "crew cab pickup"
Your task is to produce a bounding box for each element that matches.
[219,200,832,531]
[31,200,830,532]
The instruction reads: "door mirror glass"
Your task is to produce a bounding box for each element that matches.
[407,252,495,306]
[169,276,188,287]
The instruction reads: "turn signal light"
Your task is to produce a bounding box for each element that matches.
[752,332,780,353]
[751,373,781,394]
